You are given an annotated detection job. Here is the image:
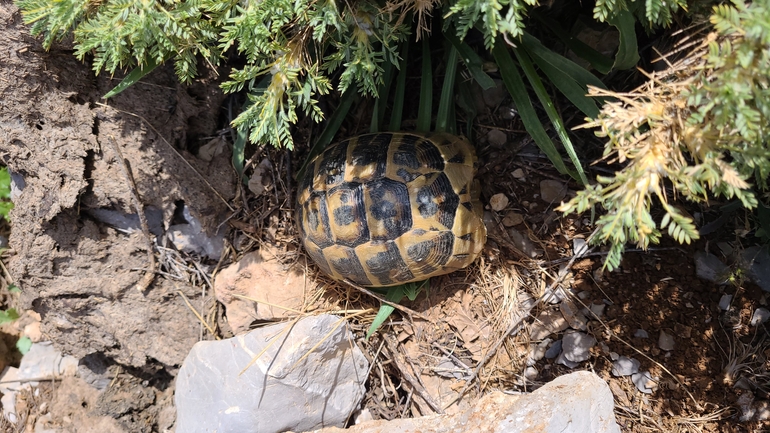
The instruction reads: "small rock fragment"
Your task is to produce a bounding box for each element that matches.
[530,310,569,340]
[489,193,509,211]
[523,366,538,381]
[555,351,580,369]
[632,371,656,394]
[540,180,567,204]
[633,329,649,339]
[560,299,588,331]
[512,168,525,179]
[674,323,692,338]
[486,129,508,148]
[719,294,733,311]
[589,303,606,318]
[573,238,588,256]
[501,211,524,227]
[545,340,562,359]
[743,246,770,292]
[751,308,770,326]
[561,331,596,363]
[247,158,273,197]
[694,251,730,284]
[482,79,506,108]
[611,356,640,377]
[527,339,552,365]
[658,330,675,351]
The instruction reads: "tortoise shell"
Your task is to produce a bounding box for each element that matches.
[296,132,486,287]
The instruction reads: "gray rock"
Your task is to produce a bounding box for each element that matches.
[658,330,675,351]
[561,331,596,363]
[573,238,588,256]
[87,206,164,237]
[560,299,587,331]
[539,180,567,204]
[719,294,733,311]
[743,246,770,292]
[9,170,25,202]
[175,315,368,433]
[501,211,524,227]
[634,329,649,339]
[482,79,506,108]
[694,251,729,284]
[486,129,508,148]
[611,356,640,377]
[167,204,225,260]
[555,351,580,369]
[632,371,656,394]
[316,371,620,433]
[545,340,562,359]
[589,302,606,318]
[751,308,770,326]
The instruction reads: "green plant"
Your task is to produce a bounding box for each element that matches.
[16,0,685,152]
[0,168,12,221]
[559,0,770,270]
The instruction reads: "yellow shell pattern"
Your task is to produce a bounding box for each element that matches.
[296,132,486,287]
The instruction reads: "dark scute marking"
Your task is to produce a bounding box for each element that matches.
[396,167,420,183]
[318,140,349,186]
[333,206,356,226]
[392,135,421,169]
[417,173,460,229]
[305,245,333,276]
[303,192,333,248]
[459,185,468,195]
[413,228,426,236]
[462,201,473,211]
[298,164,314,194]
[365,241,414,285]
[448,152,466,164]
[329,248,371,286]
[459,233,473,241]
[406,231,455,269]
[328,183,369,248]
[367,178,413,240]
[350,134,390,180]
[416,139,444,171]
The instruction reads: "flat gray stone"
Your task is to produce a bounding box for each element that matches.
[545,340,562,359]
[658,330,675,351]
[175,315,368,433]
[539,180,567,204]
[751,308,770,326]
[719,294,733,311]
[315,371,620,433]
[634,329,649,339]
[562,331,596,363]
[611,356,640,377]
[743,246,770,292]
[694,251,729,284]
[632,371,656,394]
[486,129,507,148]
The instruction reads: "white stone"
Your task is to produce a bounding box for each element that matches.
[489,193,509,211]
[561,331,596,363]
[316,371,620,433]
[632,371,656,394]
[175,315,368,433]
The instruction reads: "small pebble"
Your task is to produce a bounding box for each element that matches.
[609,352,619,361]
[632,371,656,394]
[555,352,580,369]
[611,356,640,377]
[719,294,733,311]
[633,329,648,339]
[545,340,562,359]
[489,193,509,211]
[561,331,596,363]
[512,168,525,179]
[486,129,508,148]
[599,342,610,355]
[694,251,730,284]
[527,339,552,365]
[539,180,567,204]
[589,303,605,318]
[658,330,675,351]
[751,308,770,326]
[577,291,591,300]
[502,211,524,227]
[573,238,588,256]
[523,366,538,381]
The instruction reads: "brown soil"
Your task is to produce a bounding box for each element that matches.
[1,0,768,432]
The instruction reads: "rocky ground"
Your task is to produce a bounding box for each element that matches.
[1,0,770,432]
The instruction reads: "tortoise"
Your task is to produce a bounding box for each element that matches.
[296,132,487,287]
